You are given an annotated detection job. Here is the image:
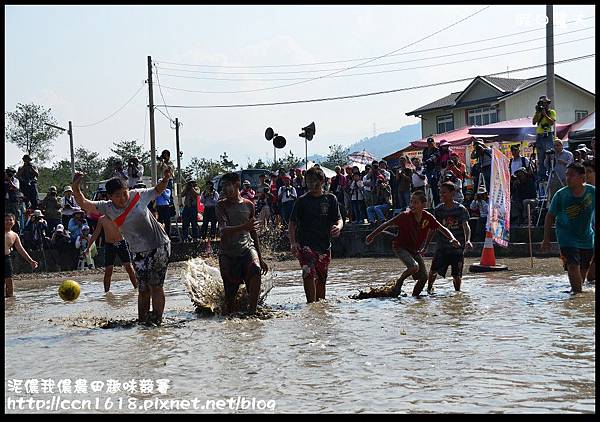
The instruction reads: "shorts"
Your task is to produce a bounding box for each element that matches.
[5,254,13,278]
[219,248,261,298]
[393,248,427,281]
[297,246,331,283]
[560,247,594,272]
[105,239,132,266]
[431,248,465,278]
[132,242,171,292]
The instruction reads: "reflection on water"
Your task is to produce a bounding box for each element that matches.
[4,257,595,413]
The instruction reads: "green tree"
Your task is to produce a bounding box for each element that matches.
[219,152,237,173]
[74,147,106,183]
[183,157,225,191]
[271,151,304,172]
[5,103,61,163]
[37,160,94,198]
[320,144,350,169]
[246,158,269,170]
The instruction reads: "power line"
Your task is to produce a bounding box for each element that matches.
[155,6,491,96]
[153,65,176,128]
[156,28,594,80]
[74,82,145,128]
[155,15,593,69]
[155,37,595,94]
[152,54,594,109]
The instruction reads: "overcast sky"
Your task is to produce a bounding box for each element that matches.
[5,4,595,169]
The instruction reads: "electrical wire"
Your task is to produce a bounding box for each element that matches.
[153,6,491,96]
[73,83,145,128]
[154,15,593,69]
[155,37,595,94]
[151,54,594,109]
[153,65,176,128]
[156,28,594,80]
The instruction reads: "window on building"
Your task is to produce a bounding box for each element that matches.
[436,114,454,134]
[575,110,588,121]
[468,106,499,126]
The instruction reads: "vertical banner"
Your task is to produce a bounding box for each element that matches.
[486,147,511,247]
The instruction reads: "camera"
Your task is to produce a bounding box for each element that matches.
[545,149,555,155]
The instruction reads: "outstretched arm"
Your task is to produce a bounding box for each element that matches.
[365,217,395,245]
[13,235,38,269]
[72,172,99,215]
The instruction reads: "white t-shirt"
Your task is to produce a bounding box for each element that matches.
[278,186,297,203]
[411,169,426,187]
[510,156,529,175]
[92,188,170,253]
[61,195,79,216]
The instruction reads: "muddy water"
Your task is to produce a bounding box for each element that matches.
[4,257,595,413]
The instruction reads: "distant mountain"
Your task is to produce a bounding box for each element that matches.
[308,122,421,163]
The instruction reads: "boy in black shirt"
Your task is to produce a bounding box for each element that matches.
[288,167,344,303]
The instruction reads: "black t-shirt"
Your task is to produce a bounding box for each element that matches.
[289,192,341,253]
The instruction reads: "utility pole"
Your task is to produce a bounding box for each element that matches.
[68,121,75,177]
[546,5,555,106]
[175,117,182,192]
[147,55,157,186]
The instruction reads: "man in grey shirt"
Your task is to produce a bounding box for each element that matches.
[544,138,573,203]
[72,167,172,326]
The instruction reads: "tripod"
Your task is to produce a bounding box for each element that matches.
[536,156,564,227]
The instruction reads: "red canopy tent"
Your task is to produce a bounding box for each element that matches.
[468,117,572,140]
[410,126,486,148]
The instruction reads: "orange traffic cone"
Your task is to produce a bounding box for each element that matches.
[469,231,508,272]
[480,231,496,266]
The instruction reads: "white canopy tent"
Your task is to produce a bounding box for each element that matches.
[305,161,337,178]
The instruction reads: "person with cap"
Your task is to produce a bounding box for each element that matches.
[156,150,175,191]
[545,138,573,204]
[240,180,256,203]
[49,223,72,270]
[278,175,297,227]
[541,162,595,294]
[75,224,96,270]
[200,180,219,240]
[511,167,537,226]
[181,178,201,242]
[5,213,38,297]
[4,168,21,233]
[22,209,48,251]
[68,208,89,244]
[470,138,492,193]
[574,144,591,162]
[16,154,39,209]
[410,157,427,193]
[442,170,464,204]
[532,95,557,181]
[422,137,441,206]
[71,164,173,325]
[438,140,451,170]
[366,174,392,225]
[60,186,79,228]
[469,186,489,241]
[40,186,62,236]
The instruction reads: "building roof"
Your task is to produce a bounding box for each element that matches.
[406,74,593,116]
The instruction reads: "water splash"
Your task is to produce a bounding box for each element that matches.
[182,256,275,316]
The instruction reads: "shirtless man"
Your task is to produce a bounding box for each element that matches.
[5,213,38,297]
[87,215,138,292]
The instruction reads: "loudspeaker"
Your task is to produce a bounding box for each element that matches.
[265,127,275,141]
[273,135,286,149]
[299,122,316,141]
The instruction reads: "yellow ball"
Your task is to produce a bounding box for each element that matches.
[59,280,81,302]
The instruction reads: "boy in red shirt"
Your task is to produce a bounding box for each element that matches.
[353,191,460,298]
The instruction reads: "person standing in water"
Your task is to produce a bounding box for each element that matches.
[72,169,172,325]
[87,215,138,292]
[288,167,344,303]
[353,191,460,299]
[5,213,38,298]
[216,172,269,315]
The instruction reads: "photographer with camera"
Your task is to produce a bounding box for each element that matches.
[470,139,492,193]
[422,138,441,206]
[278,176,297,227]
[126,156,144,189]
[396,166,412,211]
[442,171,464,204]
[111,160,129,186]
[181,178,201,242]
[22,209,49,251]
[532,95,557,181]
[544,138,573,203]
[16,155,39,209]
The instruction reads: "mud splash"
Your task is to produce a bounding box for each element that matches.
[182,256,276,316]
